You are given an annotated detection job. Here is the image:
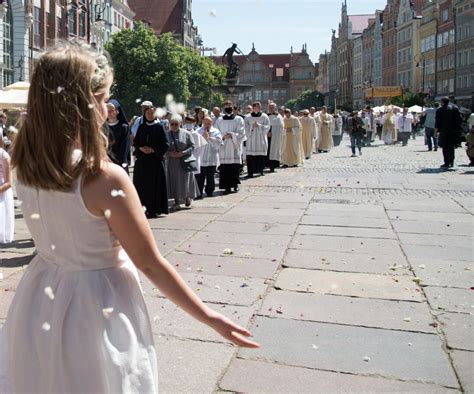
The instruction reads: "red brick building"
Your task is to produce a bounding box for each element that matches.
[382,0,400,87]
[128,0,199,48]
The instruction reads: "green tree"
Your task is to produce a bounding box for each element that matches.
[285,90,324,111]
[105,23,225,115]
[387,91,424,108]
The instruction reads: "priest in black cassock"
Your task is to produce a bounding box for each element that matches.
[133,107,170,218]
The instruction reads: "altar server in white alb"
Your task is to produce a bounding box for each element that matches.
[216,100,246,194]
[266,102,285,172]
[300,109,317,159]
[244,102,271,178]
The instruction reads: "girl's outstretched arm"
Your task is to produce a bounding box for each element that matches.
[82,162,260,348]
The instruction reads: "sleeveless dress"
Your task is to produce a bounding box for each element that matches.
[0,177,158,393]
[0,148,14,243]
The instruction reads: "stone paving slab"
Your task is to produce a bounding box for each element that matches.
[177,240,287,260]
[424,286,473,314]
[155,335,235,394]
[275,268,422,302]
[289,235,403,256]
[239,317,459,388]
[301,215,391,229]
[435,312,474,351]
[189,231,291,246]
[402,244,473,262]
[204,220,298,235]
[150,229,195,255]
[409,259,473,288]
[167,252,280,279]
[147,298,254,343]
[245,193,314,203]
[387,210,473,223]
[398,233,473,248]
[450,350,474,393]
[220,359,459,393]
[283,249,409,274]
[237,201,309,210]
[296,225,396,239]
[141,273,267,307]
[305,204,387,217]
[391,220,472,236]
[148,217,211,231]
[383,199,467,213]
[215,213,301,224]
[225,207,307,217]
[259,290,436,333]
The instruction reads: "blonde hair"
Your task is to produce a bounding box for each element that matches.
[12,44,113,191]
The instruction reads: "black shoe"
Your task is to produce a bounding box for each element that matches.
[270,168,275,173]
[195,194,203,200]
[260,172,264,176]
[234,186,239,192]
[223,189,231,195]
[449,163,454,168]
[146,212,158,219]
[428,148,432,151]
[244,174,253,179]
[434,148,438,151]
[282,164,288,168]
[440,164,449,168]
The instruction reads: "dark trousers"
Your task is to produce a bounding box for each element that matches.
[425,127,438,150]
[247,155,266,176]
[350,133,362,154]
[195,166,216,196]
[400,132,411,145]
[219,163,241,190]
[439,133,455,166]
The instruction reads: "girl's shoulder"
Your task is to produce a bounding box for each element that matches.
[0,148,10,160]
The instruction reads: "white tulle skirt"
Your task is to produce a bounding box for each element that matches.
[0,258,158,393]
[0,180,14,243]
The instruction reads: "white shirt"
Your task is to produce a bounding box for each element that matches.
[397,113,413,132]
[197,126,222,167]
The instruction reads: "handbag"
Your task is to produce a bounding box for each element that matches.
[170,131,198,173]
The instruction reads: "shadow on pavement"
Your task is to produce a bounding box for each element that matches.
[0,253,34,268]
[417,168,455,174]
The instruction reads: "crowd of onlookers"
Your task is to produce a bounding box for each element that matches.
[1,96,473,242]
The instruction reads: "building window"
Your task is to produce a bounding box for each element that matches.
[56,16,62,39]
[79,11,86,37]
[69,6,77,36]
[33,6,41,48]
[442,9,449,22]
[3,5,13,87]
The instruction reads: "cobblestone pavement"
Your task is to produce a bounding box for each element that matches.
[1,136,473,393]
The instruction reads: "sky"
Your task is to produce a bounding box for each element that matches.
[193,0,388,63]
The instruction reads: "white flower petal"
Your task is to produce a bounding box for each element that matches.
[42,322,51,331]
[44,286,55,300]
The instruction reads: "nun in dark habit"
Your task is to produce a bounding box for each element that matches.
[133,106,170,218]
[106,99,131,172]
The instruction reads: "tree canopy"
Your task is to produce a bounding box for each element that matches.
[105,23,225,115]
[285,90,324,111]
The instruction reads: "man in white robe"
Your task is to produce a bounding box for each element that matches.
[299,109,317,159]
[196,116,222,198]
[281,109,304,167]
[316,106,334,152]
[216,100,246,194]
[266,102,284,172]
[244,102,271,177]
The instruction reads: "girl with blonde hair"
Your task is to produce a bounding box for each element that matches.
[0,45,258,393]
[0,137,14,243]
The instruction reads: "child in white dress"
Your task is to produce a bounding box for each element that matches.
[0,45,259,393]
[0,139,14,243]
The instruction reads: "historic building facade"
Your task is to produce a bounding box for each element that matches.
[128,0,199,49]
[453,0,473,107]
[382,0,400,87]
[418,0,438,101]
[352,34,363,109]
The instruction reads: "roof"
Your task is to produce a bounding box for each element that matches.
[128,0,182,34]
[349,14,375,34]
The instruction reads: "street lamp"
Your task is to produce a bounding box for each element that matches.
[414,53,426,109]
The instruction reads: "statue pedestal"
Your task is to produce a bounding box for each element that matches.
[213,77,253,102]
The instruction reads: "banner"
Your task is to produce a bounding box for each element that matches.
[365,86,403,98]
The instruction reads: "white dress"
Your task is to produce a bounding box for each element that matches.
[0,148,14,243]
[0,177,158,393]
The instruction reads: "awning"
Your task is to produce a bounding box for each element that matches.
[0,81,30,110]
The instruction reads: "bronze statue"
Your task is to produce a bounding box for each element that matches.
[222,43,243,79]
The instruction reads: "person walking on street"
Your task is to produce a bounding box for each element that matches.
[422,104,438,151]
[349,111,365,157]
[436,97,463,168]
[397,107,413,146]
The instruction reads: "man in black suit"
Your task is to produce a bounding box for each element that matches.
[435,97,462,168]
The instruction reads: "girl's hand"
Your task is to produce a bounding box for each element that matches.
[206,311,260,348]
